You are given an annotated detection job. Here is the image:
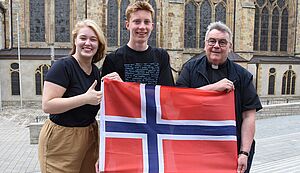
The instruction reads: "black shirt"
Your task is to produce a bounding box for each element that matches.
[45,55,101,127]
[101,45,174,86]
[206,59,228,83]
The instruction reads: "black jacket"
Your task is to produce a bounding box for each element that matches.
[176,56,262,151]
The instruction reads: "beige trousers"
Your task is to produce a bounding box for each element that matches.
[38,119,99,173]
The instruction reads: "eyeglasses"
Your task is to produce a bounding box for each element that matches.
[206,38,229,47]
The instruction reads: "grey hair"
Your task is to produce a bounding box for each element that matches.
[205,21,233,43]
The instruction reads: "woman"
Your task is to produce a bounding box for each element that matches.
[38,19,106,173]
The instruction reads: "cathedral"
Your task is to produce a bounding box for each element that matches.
[0,0,299,106]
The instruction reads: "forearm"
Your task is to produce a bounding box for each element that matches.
[42,93,89,114]
[240,109,256,152]
[197,83,216,90]
[197,78,234,92]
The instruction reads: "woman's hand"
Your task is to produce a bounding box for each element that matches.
[84,80,102,105]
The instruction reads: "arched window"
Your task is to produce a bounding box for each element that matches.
[10,63,20,95]
[107,0,119,47]
[271,8,279,51]
[199,0,212,48]
[260,7,269,51]
[281,69,296,95]
[120,0,130,46]
[280,8,288,51]
[253,7,260,51]
[106,0,157,47]
[184,1,197,48]
[29,0,45,42]
[215,3,226,24]
[268,68,276,95]
[254,0,289,52]
[148,0,157,47]
[55,0,70,42]
[35,64,50,95]
[0,12,4,49]
[184,0,227,49]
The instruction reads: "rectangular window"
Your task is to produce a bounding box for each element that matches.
[30,0,45,42]
[55,0,70,42]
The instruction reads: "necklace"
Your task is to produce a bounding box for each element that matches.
[74,57,92,75]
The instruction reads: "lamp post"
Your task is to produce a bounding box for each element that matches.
[255,62,259,92]
[50,43,55,65]
[0,79,2,111]
[17,13,23,108]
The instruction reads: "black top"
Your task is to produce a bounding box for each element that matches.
[45,55,101,127]
[206,59,228,84]
[101,45,174,86]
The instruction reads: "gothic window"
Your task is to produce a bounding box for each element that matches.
[0,13,4,49]
[106,0,157,47]
[281,70,296,95]
[148,0,157,47]
[10,63,20,95]
[268,68,276,95]
[257,0,265,6]
[271,8,279,51]
[184,2,197,48]
[200,0,212,48]
[215,3,226,24]
[253,7,260,50]
[254,0,289,52]
[291,75,296,94]
[269,0,275,4]
[107,0,118,47]
[184,0,227,49]
[55,0,70,42]
[277,0,285,8]
[35,64,50,95]
[280,8,288,51]
[30,0,45,42]
[120,0,130,46]
[260,7,269,51]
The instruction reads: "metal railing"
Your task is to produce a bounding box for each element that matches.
[260,97,300,105]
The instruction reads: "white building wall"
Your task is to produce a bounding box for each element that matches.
[0,59,51,102]
[260,64,300,96]
[0,13,4,49]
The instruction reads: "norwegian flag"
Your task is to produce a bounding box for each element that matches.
[99,79,237,173]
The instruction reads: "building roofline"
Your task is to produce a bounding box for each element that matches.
[250,55,300,64]
[0,48,71,60]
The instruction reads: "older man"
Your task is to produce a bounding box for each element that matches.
[176,21,262,173]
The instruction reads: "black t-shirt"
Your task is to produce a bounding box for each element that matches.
[45,55,101,127]
[101,45,174,86]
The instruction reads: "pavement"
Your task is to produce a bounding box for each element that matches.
[0,118,40,173]
[0,115,300,173]
[251,115,300,173]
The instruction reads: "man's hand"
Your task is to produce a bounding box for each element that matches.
[237,154,248,173]
[102,72,123,82]
[197,78,235,92]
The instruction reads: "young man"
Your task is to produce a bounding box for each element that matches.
[176,21,262,173]
[96,2,174,172]
[101,1,174,86]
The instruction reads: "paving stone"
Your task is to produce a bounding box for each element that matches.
[1,114,300,172]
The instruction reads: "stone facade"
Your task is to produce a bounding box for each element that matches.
[0,0,300,104]
[0,59,48,102]
[296,0,300,56]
